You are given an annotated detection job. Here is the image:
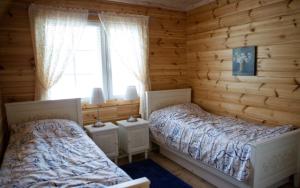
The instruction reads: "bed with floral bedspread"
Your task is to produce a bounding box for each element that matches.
[149,103,294,182]
[0,119,131,187]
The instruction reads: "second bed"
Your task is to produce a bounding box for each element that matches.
[146,88,300,188]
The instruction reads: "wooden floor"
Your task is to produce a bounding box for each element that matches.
[118,151,214,188]
[148,152,215,188]
[118,151,294,188]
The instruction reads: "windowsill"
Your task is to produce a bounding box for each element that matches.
[81,98,140,125]
[81,98,140,110]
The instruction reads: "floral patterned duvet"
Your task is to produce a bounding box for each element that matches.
[149,103,294,182]
[0,119,131,187]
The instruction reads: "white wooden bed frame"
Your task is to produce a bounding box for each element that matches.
[5,98,150,188]
[145,88,300,188]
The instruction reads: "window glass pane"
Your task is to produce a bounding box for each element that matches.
[110,53,139,97]
[108,24,140,98]
[49,24,103,100]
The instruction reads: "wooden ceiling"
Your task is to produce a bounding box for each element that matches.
[101,0,215,11]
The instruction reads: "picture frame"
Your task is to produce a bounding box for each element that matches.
[232,46,257,76]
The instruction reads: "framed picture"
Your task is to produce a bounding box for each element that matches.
[232,46,256,76]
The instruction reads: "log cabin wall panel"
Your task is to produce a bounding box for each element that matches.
[187,0,300,127]
[0,90,3,162]
[0,0,187,124]
[3,0,299,126]
[0,2,37,103]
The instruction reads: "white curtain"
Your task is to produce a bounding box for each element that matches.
[99,12,150,118]
[29,4,88,100]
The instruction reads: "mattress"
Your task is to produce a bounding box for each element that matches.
[149,103,293,182]
[0,119,131,187]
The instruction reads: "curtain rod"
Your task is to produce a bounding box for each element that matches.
[30,4,148,18]
[88,11,98,16]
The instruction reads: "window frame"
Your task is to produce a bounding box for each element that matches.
[99,22,139,100]
[80,20,113,101]
[99,23,111,100]
[49,19,139,101]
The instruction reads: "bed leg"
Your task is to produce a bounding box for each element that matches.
[145,150,148,159]
[295,140,300,188]
[294,173,299,187]
[129,154,132,163]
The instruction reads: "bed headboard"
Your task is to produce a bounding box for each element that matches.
[145,88,191,119]
[5,98,83,126]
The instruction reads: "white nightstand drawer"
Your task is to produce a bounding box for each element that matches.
[93,133,118,157]
[117,118,150,163]
[85,122,119,163]
[128,127,149,152]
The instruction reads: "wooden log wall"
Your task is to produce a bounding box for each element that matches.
[0,0,187,124]
[1,0,299,127]
[187,0,300,127]
[0,91,3,158]
[82,100,140,125]
[0,90,6,163]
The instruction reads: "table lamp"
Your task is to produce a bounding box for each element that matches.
[125,86,139,122]
[90,88,105,127]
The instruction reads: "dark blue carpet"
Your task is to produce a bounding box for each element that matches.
[120,159,192,188]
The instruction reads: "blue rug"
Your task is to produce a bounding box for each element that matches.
[120,159,192,188]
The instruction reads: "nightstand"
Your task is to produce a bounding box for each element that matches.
[85,122,119,163]
[117,118,149,163]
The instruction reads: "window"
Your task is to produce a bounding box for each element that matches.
[49,23,103,101]
[108,24,141,98]
[48,22,139,101]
